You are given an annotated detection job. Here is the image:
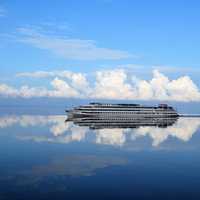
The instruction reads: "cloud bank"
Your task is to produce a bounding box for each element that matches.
[1,69,200,101]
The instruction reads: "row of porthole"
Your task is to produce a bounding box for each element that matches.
[82,110,177,112]
[80,118,176,121]
[80,111,174,114]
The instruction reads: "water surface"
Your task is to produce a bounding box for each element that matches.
[1,110,200,199]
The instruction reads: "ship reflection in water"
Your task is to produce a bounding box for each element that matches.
[66,115,178,129]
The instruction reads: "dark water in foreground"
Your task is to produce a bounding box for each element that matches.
[1,106,200,199]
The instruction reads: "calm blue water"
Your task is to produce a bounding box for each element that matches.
[1,104,200,199]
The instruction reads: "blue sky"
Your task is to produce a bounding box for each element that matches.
[0,0,200,101]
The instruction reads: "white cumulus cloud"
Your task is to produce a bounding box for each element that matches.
[91,69,135,99]
[1,69,200,101]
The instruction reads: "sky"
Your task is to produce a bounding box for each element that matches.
[1,0,200,101]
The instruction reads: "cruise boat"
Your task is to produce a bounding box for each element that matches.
[66,102,179,120]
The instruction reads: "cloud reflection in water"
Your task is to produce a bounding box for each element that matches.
[0,115,200,148]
